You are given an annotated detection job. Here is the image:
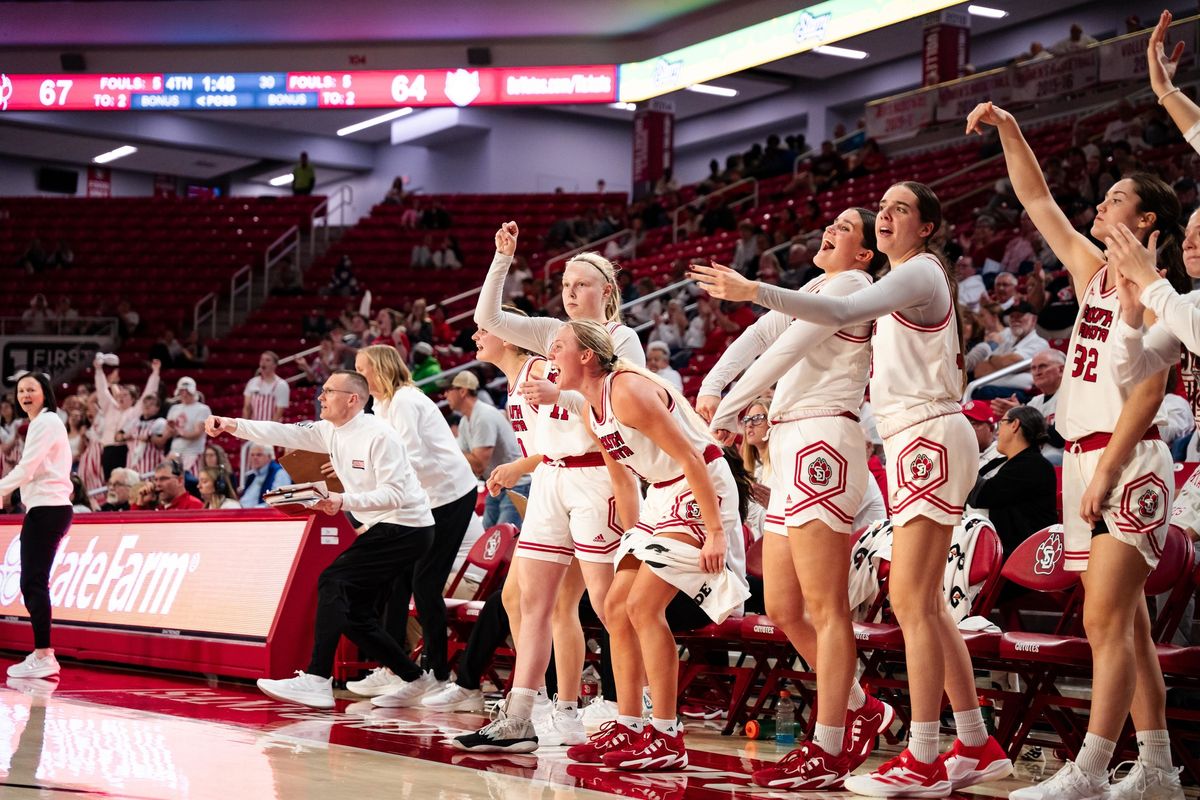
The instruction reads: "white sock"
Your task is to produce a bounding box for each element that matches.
[847,682,867,711]
[908,720,940,764]
[651,717,678,736]
[507,688,538,721]
[1136,729,1173,771]
[814,723,845,756]
[556,699,578,714]
[1076,733,1116,778]
[953,708,989,747]
[618,715,644,732]
[535,686,549,702]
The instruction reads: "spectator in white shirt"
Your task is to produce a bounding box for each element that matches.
[957,259,987,311]
[991,272,1019,311]
[0,372,74,680]
[646,341,684,391]
[244,351,290,422]
[989,349,1066,464]
[165,377,211,474]
[971,302,1049,399]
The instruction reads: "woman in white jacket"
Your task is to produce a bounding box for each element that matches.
[0,372,74,680]
[351,344,481,707]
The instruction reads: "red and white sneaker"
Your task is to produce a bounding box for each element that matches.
[842,749,952,798]
[844,693,896,770]
[566,721,641,764]
[937,736,1013,790]
[601,726,688,771]
[752,741,850,790]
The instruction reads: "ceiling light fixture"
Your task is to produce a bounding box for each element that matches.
[336,107,414,137]
[813,45,869,60]
[93,145,138,164]
[967,5,1008,19]
[608,102,637,111]
[269,173,294,187]
[685,83,738,98]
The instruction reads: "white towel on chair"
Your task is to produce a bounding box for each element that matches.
[617,528,750,624]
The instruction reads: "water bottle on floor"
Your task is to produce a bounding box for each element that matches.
[774,691,795,746]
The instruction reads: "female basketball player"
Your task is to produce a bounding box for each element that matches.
[692,182,1011,798]
[556,319,748,770]
[965,100,1186,800]
[454,223,644,753]
[698,207,894,790]
[349,345,481,707]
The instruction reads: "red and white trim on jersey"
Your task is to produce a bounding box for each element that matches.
[889,302,953,332]
[507,355,546,458]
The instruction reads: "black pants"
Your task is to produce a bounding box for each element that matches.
[100,444,127,481]
[307,522,433,680]
[386,489,476,680]
[21,506,73,649]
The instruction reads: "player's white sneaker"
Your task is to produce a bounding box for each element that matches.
[370,671,440,708]
[345,667,405,697]
[420,683,485,713]
[580,697,619,729]
[1009,761,1111,800]
[532,688,554,724]
[534,704,587,746]
[1108,760,1184,800]
[257,671,335,709]
[7,652,60,679]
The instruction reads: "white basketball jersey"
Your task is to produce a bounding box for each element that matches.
[507,355,546,457]
[771,271,873,422]
[869,254,964,437]
[533,320,643,461]
[1057,266,1164,440]
[590,371,714,484]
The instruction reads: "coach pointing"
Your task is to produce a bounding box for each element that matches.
[205,368,435,709]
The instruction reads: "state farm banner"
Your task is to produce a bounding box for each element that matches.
[1010,51,1098,104]
[0,517,307,638]
[1098,20,1197,83]
[866,89,936,142]
[936,69,1011,122]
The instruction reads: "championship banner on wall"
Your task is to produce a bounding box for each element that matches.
[1009,51,1098,104]
[0,517,307,639]
[922,9,971,87]
[865,89,936,142]
[936,68,1011,121]
[1097,19,1197,83]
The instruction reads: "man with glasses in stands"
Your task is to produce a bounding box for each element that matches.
[204,369,435,709]
[133,459,203,510]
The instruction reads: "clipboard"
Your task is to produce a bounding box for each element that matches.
[263,483,329,516]
[278,450,344,493]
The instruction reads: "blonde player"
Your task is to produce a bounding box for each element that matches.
[698,207,891,790]
[557,319,748,771]
[967,101,1188,800]
[349,345,480,707]
[693,182,1011,798]
[454,224,644,753]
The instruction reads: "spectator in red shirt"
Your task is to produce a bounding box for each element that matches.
[135,460,203,510]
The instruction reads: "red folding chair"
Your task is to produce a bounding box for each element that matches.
[995,525,1195,760]
[675,535,769,735]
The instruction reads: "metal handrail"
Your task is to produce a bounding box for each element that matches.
[671,177,758,243]
[193,293,217,340]
[962,357,1032,402]
[542,228,637,284]
[309,184,354,257]
[264,224,300,294]
[440,284,490,326]
[229,264,253,327]
[0,316,119,337]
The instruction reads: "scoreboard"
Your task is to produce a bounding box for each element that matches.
[0,65,618,112]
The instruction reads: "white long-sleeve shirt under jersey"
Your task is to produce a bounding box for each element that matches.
[755,254,962,437]
[702,271,873,432]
